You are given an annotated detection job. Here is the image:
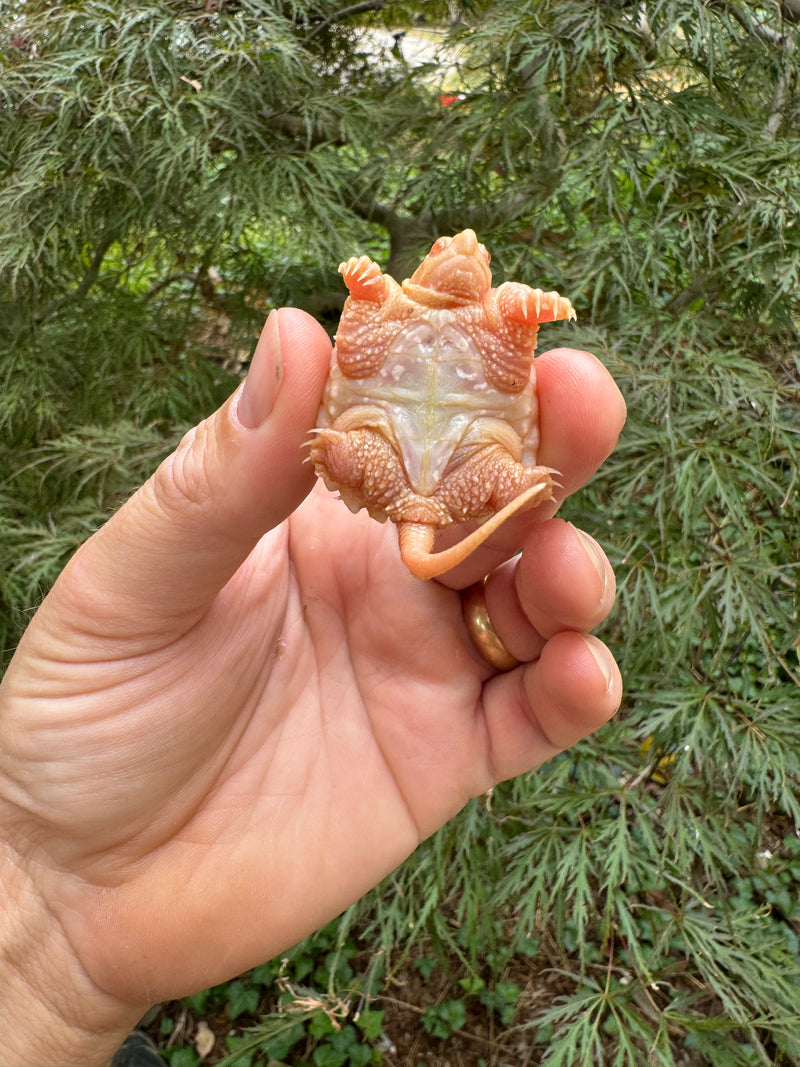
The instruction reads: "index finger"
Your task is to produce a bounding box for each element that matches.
[436,347,626,588]
[535,347,627,504]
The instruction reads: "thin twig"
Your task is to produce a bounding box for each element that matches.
[144,271,200,300]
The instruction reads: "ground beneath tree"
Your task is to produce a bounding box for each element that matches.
[136,940,735,1067]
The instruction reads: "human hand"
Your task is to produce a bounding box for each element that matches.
[0,308,625,1065]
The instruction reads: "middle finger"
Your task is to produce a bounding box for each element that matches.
[482,519,615,661]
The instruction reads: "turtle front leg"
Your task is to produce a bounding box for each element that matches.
[339,256,392,302]
[495,281,576,325]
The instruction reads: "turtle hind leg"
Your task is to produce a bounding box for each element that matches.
[436,446,555,522]
[311,426,442,525]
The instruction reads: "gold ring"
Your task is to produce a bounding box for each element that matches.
[461,581,520,672]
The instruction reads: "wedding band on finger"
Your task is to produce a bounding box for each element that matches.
[461,580,521,672]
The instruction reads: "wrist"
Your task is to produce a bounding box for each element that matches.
[0,842,140,1067]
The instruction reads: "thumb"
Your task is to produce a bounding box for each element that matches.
[60,307,332,629]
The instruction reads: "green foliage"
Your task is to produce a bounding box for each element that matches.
[163,1049,202,1067]
[3,0,800,1063]
[422,998,467,1039]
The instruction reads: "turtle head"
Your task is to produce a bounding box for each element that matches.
[403,230,492,306]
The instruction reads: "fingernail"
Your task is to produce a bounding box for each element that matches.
[580,633,615,693]
[572,524,608,597]
[239,310,284,429]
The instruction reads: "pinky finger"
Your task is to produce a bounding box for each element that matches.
[482,631,622,784]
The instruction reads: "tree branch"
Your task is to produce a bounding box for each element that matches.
[779,0,800,24]
[346,188,401,230]
[35,229,118,323]
[264,111,346,148]
[709,1,796,138]
[306,0,387,41]
[346,184,548,280]
[711,0,788,47]
[766,66,795,138]
[144,271,201,301]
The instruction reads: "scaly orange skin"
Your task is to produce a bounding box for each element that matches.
[310,230,576,579]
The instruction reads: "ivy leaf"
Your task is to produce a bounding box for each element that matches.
[355,1008,385,1042]
[226,981,260,1022]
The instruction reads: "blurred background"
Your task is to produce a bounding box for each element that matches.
[1,2,799,1064]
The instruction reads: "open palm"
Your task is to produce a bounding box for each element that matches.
[0,309,625,1062]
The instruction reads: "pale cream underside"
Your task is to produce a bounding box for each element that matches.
[320,311,539,497]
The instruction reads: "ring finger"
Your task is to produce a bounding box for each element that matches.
[479,518,615,667]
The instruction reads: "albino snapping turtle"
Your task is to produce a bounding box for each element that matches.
[310,229,576,579]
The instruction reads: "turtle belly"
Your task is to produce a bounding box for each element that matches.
[323,312,536,498]
[376,319,483,495]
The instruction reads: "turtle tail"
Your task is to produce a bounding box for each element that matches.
[397,483,551,580]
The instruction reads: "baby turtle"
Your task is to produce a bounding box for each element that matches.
[310,229,575,579]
